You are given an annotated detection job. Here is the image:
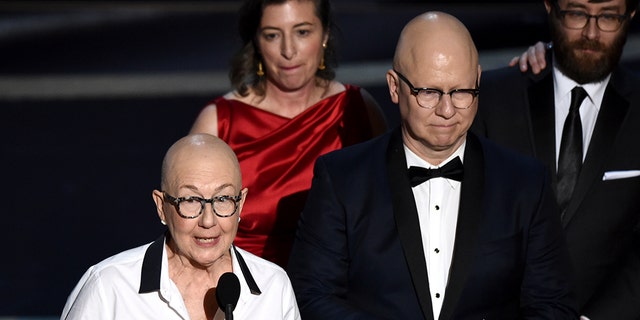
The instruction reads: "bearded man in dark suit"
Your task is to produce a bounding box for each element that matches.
[472,0,640,318]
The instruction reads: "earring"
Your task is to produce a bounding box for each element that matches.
[257,61,264,76]
[318,43,327,71]
[160,220,166,225]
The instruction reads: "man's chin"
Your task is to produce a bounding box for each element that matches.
[560,53,609,83]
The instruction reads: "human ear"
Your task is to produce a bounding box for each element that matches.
[386,70,400,104]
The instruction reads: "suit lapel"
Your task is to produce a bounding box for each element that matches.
[524,66,632,226]
[438,133,485,320]
[386,128,434,320]
[562,73,630,226]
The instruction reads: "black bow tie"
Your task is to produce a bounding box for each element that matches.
[407,156,464,187]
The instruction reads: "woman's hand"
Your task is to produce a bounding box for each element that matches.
[508,41,551,75]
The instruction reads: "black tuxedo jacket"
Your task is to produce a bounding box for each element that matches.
[288,129,576,319]
[473,64,640,318]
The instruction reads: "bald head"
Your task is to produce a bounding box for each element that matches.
[161,133,241,191]
[387,11,480,163]
[393,11,478,76]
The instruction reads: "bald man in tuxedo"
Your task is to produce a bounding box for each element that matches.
[288,11,576,320]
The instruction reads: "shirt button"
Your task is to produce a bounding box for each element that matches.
[434,248,440,253]
[435,205,440,210]
[435,293,441,298]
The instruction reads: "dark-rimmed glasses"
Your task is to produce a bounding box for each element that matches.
[163,191,242,219]
[553,1,629,32]
[394,70,479,109]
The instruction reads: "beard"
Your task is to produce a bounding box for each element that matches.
[550,18,628,84]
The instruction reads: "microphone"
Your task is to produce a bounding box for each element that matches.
[216,272,241,320]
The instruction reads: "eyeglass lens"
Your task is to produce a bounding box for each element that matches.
[565,13,623,31]
[417,90,476,109]
[180,197,237,217]
[164,192,240,218]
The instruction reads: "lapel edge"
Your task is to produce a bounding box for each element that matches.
[386,128,434,320]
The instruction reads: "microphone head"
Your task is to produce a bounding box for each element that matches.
[216,272,241,311]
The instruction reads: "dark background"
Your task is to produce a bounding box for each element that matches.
[2,0,639,317]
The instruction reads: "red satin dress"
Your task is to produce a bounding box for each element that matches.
[215,84,374,268]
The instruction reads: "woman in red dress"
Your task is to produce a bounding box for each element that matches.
[191,0,387,268]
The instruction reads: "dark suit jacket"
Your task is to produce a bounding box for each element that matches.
[288,129,576,320]
[472,64,640,319]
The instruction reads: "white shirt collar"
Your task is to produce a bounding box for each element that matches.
[552,65,611,113]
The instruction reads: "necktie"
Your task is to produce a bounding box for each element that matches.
[407,156,464,187]
[557,86,588,214]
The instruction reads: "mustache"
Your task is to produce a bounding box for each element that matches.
[571,39,605,51]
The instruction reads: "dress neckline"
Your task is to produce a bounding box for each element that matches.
[225,84,352,120]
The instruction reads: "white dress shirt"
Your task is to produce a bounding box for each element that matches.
[61,234,300,320]
[404,142,465,320]
[552,66,610,167]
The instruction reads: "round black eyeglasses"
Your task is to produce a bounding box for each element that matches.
[163,192,242,219]
[394,69,479,109]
